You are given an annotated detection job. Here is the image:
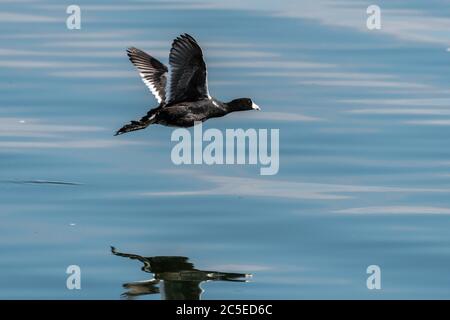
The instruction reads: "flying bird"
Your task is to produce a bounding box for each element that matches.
[115,33,260,136]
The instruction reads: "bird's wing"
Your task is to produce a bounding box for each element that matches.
[111,246,153,273]
[161,280,203,300]
[127,47,168,104]
[168,34,210,104]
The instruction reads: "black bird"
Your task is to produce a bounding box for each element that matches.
[111,246,250,300]
[115,33,260,136]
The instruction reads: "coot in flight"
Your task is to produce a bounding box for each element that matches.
[115,34,260,136]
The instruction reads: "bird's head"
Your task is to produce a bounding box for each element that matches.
[227,98,260,112]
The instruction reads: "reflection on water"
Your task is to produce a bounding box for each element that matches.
[111,247,251,300]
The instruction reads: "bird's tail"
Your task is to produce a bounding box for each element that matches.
[114,107,159,136]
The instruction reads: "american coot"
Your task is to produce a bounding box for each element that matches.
[115,34,260,136]
[111,246,249,300]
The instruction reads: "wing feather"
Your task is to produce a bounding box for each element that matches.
[168,34,209,104]
[127,47,168,104]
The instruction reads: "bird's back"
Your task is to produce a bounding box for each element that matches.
[156,98,226,127]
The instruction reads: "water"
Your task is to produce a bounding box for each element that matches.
[1,0,450,299]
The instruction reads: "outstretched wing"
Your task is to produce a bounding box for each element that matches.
[127,47,168,104]
[111,246,153,273]
[168,34,210,104]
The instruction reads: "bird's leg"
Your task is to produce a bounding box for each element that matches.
[115,120,151,136]
[114,112,157,136]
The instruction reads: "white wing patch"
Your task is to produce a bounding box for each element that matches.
[139,72,167,104]
[127,47,168,104]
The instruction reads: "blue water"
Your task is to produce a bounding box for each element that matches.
[2,0,450,299]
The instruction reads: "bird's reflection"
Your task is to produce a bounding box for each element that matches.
[111,246,251,300]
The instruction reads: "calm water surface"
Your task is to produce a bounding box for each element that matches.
[1,0,450,299]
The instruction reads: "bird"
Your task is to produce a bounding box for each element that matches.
[115,33,260,136]
[111,246,249,300]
